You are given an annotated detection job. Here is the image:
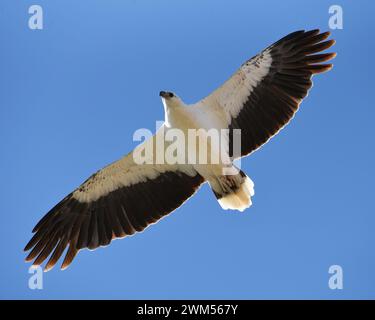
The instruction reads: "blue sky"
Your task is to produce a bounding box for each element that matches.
[1,0,374,299]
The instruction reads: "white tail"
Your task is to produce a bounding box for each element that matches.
[218,175,254,212]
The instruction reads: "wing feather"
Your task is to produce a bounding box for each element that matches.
[25,137,204,271]
[194,30,336,157]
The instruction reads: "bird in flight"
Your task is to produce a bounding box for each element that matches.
[25,29,335,271]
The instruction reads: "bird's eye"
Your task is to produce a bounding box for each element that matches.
[169,93,174,98]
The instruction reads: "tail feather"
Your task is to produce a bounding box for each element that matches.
[210,170,254,212]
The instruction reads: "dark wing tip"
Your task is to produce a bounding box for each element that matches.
[230,29,336,157]
[24,193,80,271]
[61,245,79,271]
[25,170,205,271]
[24,238,35,252]
[309,63,334,74]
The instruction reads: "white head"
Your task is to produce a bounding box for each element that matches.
[159,91,184,110]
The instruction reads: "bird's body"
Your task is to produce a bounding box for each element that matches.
[164,99,232,179]
[25,29,336,271]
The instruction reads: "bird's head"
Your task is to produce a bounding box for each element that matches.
[159,91,184,109]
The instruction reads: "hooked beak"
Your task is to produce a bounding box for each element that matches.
[159,91,174,99]
[159,91,168,98]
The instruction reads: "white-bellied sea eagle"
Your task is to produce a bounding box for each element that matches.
[25,30,336,271]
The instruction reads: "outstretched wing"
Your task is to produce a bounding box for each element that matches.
[24,131,204,271]
[193,29,336,157]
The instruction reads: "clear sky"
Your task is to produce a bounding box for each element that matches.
[1,0,374,299]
